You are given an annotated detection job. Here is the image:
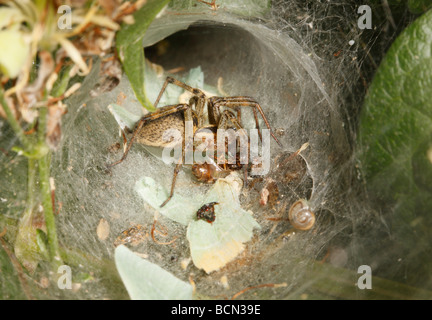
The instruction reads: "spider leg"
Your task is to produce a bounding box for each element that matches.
[218,110,247,134]
[209,96,282,147]
[217,110,251,186]
[154,76,207,131]
[160,132,195,207]
[107,104,190,169]
[251,108,263,142]
[189,95,206,128]
[217,110,249,165]
[160,161,182,207]
[154,76,206,109]
[214,99,260,141]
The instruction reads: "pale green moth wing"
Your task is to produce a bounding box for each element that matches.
[114,245,193,300]
[108,103,141,132]
[186,175,261,274]
[134,176,203,226]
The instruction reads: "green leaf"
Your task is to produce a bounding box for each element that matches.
[14,207,44,274]
[36,229,49,260]
[114,245,193,300]
[116,0,171,111]
[0,246,27,299]
[357,9,432,270]
[358,9,432,201]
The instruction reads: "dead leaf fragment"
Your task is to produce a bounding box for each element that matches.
[97,218,110,241]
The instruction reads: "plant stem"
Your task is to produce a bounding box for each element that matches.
[37,106,46,144]
[0,89,31,151]
[39,154,61,266]
[27,159,36,210]
[37,106,62,268]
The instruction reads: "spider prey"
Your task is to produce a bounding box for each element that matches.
[108,76,282,207]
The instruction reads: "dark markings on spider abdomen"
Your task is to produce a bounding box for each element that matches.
[135,113,185,147]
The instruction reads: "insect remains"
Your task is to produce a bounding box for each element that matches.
[196,202,219,223]
[107,76,282,207]
[114,224,147,247]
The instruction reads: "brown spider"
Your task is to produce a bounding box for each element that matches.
[107,76,282,207]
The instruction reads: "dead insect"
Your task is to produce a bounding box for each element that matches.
[196,202,219,223]
[114,224,147,247]
[107,76,282,207]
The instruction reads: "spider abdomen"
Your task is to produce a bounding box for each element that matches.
[136,113,185,147]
